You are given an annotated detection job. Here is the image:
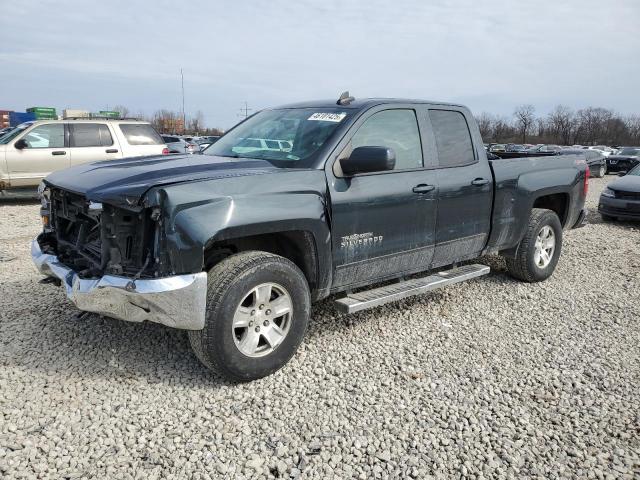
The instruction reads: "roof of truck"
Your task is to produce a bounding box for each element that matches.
[274,98,467,110]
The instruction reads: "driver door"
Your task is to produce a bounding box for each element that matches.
[326,107,438,289]
[6,123,70,187]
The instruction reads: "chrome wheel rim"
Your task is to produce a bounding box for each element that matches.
[534,225,555,269]
[600,166,605,177]
[232,282,292,357]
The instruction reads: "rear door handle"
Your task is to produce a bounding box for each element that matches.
[51,151,66,156]
[412,184,435,194]
[105,148,118,153]
[471,178,490,186]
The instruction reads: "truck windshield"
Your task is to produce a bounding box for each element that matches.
[0,123,32,144]
[203,108,349,167]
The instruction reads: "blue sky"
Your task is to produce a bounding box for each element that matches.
[1,0,638,129]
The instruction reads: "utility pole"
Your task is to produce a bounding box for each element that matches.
[238,101,252,119]
[181,68,186,134]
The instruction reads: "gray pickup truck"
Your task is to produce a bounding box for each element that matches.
[33,94,589,380]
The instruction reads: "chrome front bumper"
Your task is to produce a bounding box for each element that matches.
[31,239,207,330]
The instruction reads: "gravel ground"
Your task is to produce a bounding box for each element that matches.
[0,177,639,479]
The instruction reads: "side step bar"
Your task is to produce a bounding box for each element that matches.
[334,264,490,314]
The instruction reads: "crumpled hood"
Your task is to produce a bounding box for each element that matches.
[608,174,640,193]
[44,154,278,206]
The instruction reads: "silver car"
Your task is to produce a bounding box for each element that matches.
[162,135,200,154]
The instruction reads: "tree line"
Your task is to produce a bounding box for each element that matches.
[475,105,640,146]
[112,105,224,136]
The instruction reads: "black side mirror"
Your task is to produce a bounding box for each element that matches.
[340,146,396,176]
[14,139,27,150]
[618,171,626,177]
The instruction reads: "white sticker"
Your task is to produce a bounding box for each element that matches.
[308,112,347,122]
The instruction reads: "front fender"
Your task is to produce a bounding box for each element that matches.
[148,170,332,289]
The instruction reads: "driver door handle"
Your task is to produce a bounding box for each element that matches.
[51,151,66,156]
[412,184,435,194]
[105,148,118,153]
[471,178,490,186]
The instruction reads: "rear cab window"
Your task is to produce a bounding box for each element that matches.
[428,110,475,168]
[119,124,163,145]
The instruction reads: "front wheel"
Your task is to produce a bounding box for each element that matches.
[597,165,606,178]
[505,208,563,282]
[189,251,311,381]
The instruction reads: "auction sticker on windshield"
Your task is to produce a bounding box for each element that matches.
[308,112,347,122]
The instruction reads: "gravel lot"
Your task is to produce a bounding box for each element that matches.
[1,177,639,479]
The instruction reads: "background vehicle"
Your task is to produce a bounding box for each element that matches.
[606,147,640,173]
[161,135,200,154]
[0,120,168,194]
[527,144,561,154]
[599,165,640,221]
[558,148,607,177]
[588,145,614,157]
[33,97,588,381]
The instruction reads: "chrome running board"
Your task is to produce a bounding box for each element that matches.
[334,264,490,314]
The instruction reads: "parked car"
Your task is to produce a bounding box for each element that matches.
[505,143,527,152]
[558,149,607,177]
[606,147,640,173]
[33,96,588,381]
[527,144,561,154]
[489,144,506,152]
[162,135,200,154]
[197,136,220,145]
[598,165,640,221]
[0,126,16,138]
[0,120,168,195]
[588,145,614,157]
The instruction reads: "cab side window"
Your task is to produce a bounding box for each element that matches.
[350,109,423,170]
[70,124,114,147]
[22,124,65,149]
[428,110,475,167]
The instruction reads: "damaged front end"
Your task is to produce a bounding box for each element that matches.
[33,186,207,330]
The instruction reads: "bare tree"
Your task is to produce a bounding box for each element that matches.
[188,110,205,134]
[475,112,493,141]
[547,105,575,145]
[112,105,130,119]
[513,105,536,143]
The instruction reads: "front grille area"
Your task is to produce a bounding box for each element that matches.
[615,190,640,201]
[46,188,155,278]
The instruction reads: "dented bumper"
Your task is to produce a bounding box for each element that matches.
[31,238,207,330]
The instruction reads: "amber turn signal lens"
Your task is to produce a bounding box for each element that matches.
[42,215,49,227]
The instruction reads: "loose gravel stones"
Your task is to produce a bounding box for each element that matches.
[1,178,639,479]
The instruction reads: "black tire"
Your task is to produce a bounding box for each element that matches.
[596,165,606,178]
[505,208,563,283]
[189,251,311,381]
[601,214,615,222]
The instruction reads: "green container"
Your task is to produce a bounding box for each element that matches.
[33,112,57,120]
[98,110,121,119]
[27,107,57,114]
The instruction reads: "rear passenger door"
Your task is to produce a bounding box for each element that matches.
[69,123,120,166]
[427,109,493,267]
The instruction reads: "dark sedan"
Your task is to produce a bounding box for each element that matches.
[606,147,640,173]
[558,149,607,178]
[598,165,640,221]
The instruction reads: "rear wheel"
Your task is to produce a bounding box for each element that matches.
[597,165,606,178]
[189,251,311,381]
[505,208,562,282]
